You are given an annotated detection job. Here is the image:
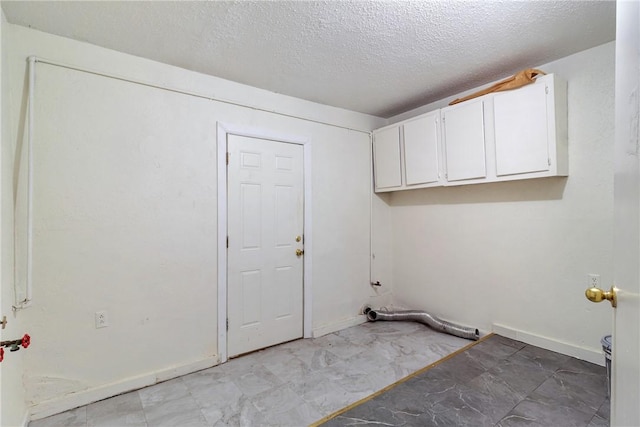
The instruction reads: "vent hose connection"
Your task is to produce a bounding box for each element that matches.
[365,307,479,341]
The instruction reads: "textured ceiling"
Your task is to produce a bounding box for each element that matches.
[1,1,616,118]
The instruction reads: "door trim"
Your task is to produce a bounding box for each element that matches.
[216,122,312,363]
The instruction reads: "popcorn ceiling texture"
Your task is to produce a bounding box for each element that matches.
[1,1,615,117]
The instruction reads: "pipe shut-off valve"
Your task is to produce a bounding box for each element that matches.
[0,334,31,363]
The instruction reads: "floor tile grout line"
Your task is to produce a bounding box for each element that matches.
[491,345,548,427]
[308,333,494,427]
[541,370,609,422]
[466,345,540,427]
[180,376,215,424]
[492,343,609,427]
[138,389,151,427]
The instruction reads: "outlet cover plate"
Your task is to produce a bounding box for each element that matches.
[95,311,109,329]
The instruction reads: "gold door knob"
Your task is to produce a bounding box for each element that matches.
[585,286,617,308]
[296,249,304,257]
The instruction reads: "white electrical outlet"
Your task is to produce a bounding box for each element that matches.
[588,274,600,288]
[95,311,109,329]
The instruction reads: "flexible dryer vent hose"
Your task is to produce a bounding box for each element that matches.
[365,308,479,341]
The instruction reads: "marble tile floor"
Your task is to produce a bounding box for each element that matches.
[28,320,473,427]
[321,335,610,427]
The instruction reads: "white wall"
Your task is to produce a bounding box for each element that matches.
[1,11,29,427]
[3,24,386,420]
[388,42,615,364]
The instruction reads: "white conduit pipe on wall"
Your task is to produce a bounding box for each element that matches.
[26,56,35,304]
[15,56,37,309]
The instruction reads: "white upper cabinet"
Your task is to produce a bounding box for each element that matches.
[442,99,487,182]
[371,73,567,193]
[373,111,443,192]
[493,75,568,180]
[494,83,549,176]
[372,126,402,189]
[403,112,440,186]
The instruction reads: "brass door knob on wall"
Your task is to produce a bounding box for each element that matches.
[585,286,617,308]
[296,249,304,257]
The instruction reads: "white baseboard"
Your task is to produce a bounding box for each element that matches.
[492,324,604,366]
[312,314,367,338]
[29,356,219,421]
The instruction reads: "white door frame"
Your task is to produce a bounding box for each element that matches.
[216,122,312,363]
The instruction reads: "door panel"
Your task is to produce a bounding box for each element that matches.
[241,183,262,249]
[241,270,261,326]
[373,126,402,189]
[443,100,487,181]
[275,185,294,246]
[274,266,294,319]
[404,113,440,185]
[227,134,304,357]
[494,83,549,176]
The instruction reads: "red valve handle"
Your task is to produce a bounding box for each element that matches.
[0,347,4,362]
[21,334,30,349]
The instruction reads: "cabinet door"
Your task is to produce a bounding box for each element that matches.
[373,126,402,189]
[494,83,549,176]
[403,112,440,185]
[442,100,486,182]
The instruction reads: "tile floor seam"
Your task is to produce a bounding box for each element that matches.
[181,377,214,425]
[137,390,151,427]
[492,388,532,426]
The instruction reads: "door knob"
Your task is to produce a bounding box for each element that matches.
[296,249,304,257]
[585,286,617,308]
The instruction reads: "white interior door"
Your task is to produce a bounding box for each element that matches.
[611,1,640,425]
[227,134,304,358]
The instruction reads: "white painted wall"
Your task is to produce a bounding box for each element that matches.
[3,24,386,419]
[1,11,29,427]
[388,42,615,364]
